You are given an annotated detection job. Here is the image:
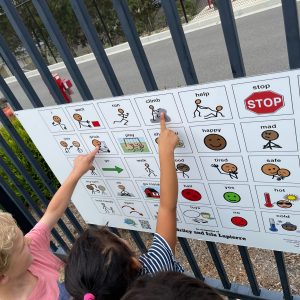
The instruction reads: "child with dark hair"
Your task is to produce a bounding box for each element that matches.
[64,112,183,300]
[121,271,223,300]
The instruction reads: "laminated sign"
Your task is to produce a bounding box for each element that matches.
[16,69,300,253]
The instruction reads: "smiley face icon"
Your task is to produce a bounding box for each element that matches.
[223,192,241,203]
[181,188,202,201]
[204,134,227,151]
[261,163,280,177]
[231,216,248,227]
[261,130,279,141]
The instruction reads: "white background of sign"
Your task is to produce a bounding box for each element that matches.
[16,69,300,254]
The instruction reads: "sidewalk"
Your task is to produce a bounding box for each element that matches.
[185,0,283,31]
[191,0,280,22]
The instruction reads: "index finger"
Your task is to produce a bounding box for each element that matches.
[88,146,99,160]
[160,112,166,130]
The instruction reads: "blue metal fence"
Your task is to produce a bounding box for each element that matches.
[0,0,299,299]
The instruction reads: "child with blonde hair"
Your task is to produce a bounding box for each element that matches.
[65,113,184,300]
[0,147,98,300]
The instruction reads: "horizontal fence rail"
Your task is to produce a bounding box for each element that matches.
[0,0,299,299]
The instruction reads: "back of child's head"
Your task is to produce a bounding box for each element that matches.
[121,271,223,300]
[65,227,139,300]
[0,210,18,275]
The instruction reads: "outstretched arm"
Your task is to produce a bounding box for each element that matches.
[40,147,98,230]
[156,113,179,254]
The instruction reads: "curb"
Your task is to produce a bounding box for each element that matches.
[4,0,289,83]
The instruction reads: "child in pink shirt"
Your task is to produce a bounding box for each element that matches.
[0,147,98,300]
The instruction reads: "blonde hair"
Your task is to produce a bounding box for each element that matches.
[0,210,18,274]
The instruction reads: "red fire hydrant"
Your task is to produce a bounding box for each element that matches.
[0,98,14,118]
[52,73,73,103]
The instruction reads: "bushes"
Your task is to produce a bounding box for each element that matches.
[0,117,59,206]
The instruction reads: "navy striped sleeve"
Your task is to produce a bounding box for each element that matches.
[138,233,184,276]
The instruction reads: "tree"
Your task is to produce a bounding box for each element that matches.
[128,0,160,34]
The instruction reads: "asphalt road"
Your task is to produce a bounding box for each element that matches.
[6,4,293,109]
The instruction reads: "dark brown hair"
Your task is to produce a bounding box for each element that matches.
[121,271,223,300]
[65,227,139,300]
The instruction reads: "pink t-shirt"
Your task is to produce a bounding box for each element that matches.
[25,222,64,300]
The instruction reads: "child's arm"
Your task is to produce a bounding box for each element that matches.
[156,113,179,254]
[39,147,98,231]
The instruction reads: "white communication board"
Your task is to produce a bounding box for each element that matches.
[15,69,300,253]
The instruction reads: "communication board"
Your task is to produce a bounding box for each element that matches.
[16,69,300,253]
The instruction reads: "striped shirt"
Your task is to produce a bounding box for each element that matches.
[138,233,184,276]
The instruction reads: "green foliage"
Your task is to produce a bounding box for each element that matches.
[128,0,160,34]
[85,0,126,47]
[0,117,59,206]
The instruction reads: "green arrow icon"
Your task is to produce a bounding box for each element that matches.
[102,166,123,174]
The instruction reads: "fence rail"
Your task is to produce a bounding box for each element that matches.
[0,0,299,299]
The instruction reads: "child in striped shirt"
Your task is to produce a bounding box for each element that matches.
[65,112,184,300]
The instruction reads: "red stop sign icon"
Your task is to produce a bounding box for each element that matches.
[244,91,284,114]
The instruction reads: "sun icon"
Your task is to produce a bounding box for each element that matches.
[284,194,299,201]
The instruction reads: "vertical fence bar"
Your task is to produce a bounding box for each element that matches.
[69,0,123,97]
[109,226,121,237]
[161,0,198,85]
[0,0,66,104]
[281,0,300,69]
[217,0,246,78]
[0,34,44,108]
[0,183,34,233]
[0,162,69,252]
[0,75,23,110]
[238,246,261,296]
[206,242,231,289]
[0,179,37,228]
[1,110,83,234]
[178,237,204,280]
[129,230,147,253]
[32,0,93,101]
[274,251,293,300]
[0,134,75,244]
[112,0,158,91]
[24,3,58,64]
[0,180,60,252]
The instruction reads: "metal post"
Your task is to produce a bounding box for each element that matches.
[281,0,300,69]
[206,241,231,289]
[178,237,204,280]
[0,134,75,244]
[274,251,293,300]
[129,230,147,253]
[0,182,36,233]
[0,34,43,108]
[0,75,23,110]
[112,0,158,91]
[0,110,83,234]
[69,0,123,97]
[24,3,57,63]
[32,0,93,101]
[161,0,198,85]
[0,0,66,104]
[0,180,57,252]
[217,0,245,78]
[238,246,261,296]
[0,163,69,252]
